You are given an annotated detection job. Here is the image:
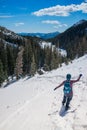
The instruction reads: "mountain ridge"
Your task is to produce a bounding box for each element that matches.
[18,31,60,39]
[50,19,87,59]
[0,26,25,47]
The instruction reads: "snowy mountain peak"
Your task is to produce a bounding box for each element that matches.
[73,19,87,27]
[0,26,22,39]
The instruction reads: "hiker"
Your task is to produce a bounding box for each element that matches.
[54,74,82,110]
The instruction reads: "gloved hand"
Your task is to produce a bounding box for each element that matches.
[54,87,57,91]
[79,74,82,77]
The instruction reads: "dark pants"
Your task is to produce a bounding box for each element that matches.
[62,95,72,107]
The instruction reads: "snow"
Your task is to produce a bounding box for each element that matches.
[0,38,18,47]
[0,28,23,40]
[40,41,67,56]
[39,41,52,48]
[58,48,67,56]
[3,31,12,36]
[0,55,87,130]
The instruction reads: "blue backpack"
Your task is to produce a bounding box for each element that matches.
[64,80,72,95]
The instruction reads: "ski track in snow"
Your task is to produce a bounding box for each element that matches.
[0,55,87,130]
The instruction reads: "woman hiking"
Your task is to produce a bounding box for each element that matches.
[54,74,82,110]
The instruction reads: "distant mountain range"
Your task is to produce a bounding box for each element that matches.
[18,31,60,39]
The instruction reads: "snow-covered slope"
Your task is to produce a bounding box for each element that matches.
[0,55,87,130]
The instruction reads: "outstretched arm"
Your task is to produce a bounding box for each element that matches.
[71,74,82,83]
[54,81,64,91]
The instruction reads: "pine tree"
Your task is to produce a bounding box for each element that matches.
[3,47,8,80]
[50,50,55,70]
[15,46,24,80]
[0,43,8,79]
[64,57,69,65]
[82,36,87,54]
[6,45,15,78]
[44,46,51,71]
[30,54,37,76]
[23,39,33,74]
[54,47,59,69]
[50,46,59,70]
[0,60,5,87]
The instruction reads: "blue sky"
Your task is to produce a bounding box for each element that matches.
[0,0,87,33]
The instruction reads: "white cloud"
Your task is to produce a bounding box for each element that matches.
[42,20,68,28]
[79,2,87,13]
[54,24,67,29]
[42,20,60,24]
[85,0,87,2]
[15,22,24,27]
[54,26,59,29]
[33,2,87,16]
[63,24,68,27]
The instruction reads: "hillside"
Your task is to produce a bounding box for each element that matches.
[0,25,64,87]
[0,26,24,46]
[0,54,87,130]
[51,19,87,59]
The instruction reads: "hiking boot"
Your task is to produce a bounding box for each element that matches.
[65,105,70,111]
[62,102,65,106]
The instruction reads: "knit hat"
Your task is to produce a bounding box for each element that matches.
[66,74,71,80]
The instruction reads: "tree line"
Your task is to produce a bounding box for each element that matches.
[0,37,66,87]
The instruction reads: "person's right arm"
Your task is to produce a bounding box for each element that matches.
[71,74,82,83]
